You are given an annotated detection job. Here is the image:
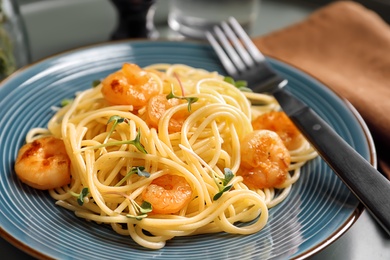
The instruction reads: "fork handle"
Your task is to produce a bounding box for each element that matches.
[273,87,390,236]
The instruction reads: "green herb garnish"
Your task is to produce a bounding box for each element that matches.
[213,168,234,200]
[224,76,251,92]
[81,124,147,154]
[60,98,73,107]
[70,187,89,206]
[105,115,126,141]
[116,166,150,187]
[126,200,152,220]
[130,129,148,154]
[102,116,147,154]
[166,91,198,112]
[92,79,101,88]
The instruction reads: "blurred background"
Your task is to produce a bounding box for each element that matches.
[2,0,390,259]
[13,0,390,63]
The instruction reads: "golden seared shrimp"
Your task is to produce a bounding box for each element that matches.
[252,111,304,150]
[142,174,193,214]
[145,94,189,133]
[101,63,160,109]
[237,130,291,189]
[14,136,71,190]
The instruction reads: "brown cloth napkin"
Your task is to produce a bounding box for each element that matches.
[253,1,390,179]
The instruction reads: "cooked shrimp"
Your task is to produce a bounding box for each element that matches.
[145,94,189,133]
[252,111,304,150]
[237,130,291,189]
[142,174,193,214]
[101,63,160,108]
[14,136,71,190]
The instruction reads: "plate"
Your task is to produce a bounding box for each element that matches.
[0,40,374,259]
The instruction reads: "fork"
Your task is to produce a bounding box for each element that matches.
[206,17,390,236]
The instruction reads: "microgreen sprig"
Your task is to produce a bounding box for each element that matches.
[70,187,89,206]
[213,168,234,200]
[92,79,101,88]
[105,115,126,142]
[224,76,251,92]
[108,115,126,124]
[166,91,198,112]
[60,98,73,107]
[81,115,147,154]
[129,129,148,154]
[115,166,150,187]
[88,129,147,153]
[126,200,152,220]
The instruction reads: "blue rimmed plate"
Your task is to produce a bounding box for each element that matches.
[0,40,374,259]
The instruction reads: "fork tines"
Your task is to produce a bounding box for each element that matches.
[205,17,265,78]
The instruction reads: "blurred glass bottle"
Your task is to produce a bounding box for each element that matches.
[0,0,30,80]
[110,0,158,40]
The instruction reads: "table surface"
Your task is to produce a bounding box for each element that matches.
[2,0,390,259]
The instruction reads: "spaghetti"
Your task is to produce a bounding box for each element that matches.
[18,63,317,249]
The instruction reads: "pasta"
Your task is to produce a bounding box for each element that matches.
[19,63,317,249]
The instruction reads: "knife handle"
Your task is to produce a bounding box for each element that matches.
[274,88,390,236]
